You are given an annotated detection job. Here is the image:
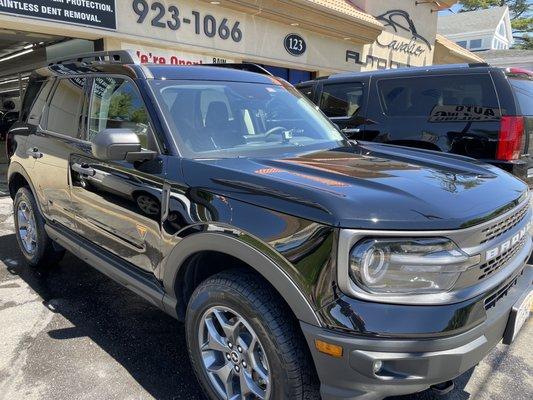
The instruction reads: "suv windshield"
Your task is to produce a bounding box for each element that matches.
[149,79,346,158]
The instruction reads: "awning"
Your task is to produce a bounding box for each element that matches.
[434,34,485,64]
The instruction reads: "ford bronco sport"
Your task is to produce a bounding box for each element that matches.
[7,51,533,400]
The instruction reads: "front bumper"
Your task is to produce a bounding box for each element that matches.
[301,265,532,400]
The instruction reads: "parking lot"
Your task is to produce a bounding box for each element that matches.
[0,190,531,400]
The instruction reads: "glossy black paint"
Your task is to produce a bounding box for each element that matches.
[297,64,532,185]
[6,62,529,338]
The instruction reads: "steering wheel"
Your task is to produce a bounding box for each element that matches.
[264,126,288,140]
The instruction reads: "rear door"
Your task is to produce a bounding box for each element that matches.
[317,79,368,139]
[68,75,166,273]
[29,76,87,231]
[365,72,502,157]
[508,77,533,184]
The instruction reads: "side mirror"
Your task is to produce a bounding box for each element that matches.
[92,128,142,161]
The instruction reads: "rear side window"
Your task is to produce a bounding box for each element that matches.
[378,74,499,118]
[320,82,364,118]
[20,79,44,122]
[27,79,54,126]
[47,78,86,137]
[509,79,533,115]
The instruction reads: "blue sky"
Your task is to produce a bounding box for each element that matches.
[439,4,463,15]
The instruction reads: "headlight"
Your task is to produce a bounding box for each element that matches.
[349,238,479,295]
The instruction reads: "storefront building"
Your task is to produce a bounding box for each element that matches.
[0,0,481,110]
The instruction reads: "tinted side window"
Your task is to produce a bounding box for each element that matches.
[378,74,499,117]
[298,85,314,101]
[320,82,364,118]
[47,78,86,137]
[20,79,44,122]
[27,79,54,126]
[88,77,152,149]
[510,79,533,115]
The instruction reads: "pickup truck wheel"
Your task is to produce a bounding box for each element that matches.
[186,270,319,400]
[13,187,65,269]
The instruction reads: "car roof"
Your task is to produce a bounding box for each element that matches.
[296,63,498,85]
[146,65,277,84]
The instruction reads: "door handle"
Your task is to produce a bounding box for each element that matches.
[342,128,361,134]
[26,148,43,159]
[72,163,96,177]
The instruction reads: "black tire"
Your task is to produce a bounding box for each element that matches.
[186,270,320,400]
[13,186,65,269]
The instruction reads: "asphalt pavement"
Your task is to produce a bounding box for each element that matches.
[0,190,531,400]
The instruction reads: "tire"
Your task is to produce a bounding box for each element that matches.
[186,270,320,400]
[13,187,65,269]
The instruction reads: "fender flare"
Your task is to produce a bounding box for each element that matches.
[6,162,44,214]
[161,232,322,327]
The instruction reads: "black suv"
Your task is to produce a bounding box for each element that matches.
[7,52,533,400]
[296,64,533,186]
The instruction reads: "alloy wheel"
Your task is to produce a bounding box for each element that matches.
[17,200,37,254]
[198,306,271,400]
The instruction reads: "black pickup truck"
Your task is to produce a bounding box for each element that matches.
[7,52,533,400]
[297,64,533,186]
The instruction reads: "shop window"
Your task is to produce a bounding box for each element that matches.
[88,77,153,150]
[320,83,364,118]
[378,74,499,117]
[47,78,86,138]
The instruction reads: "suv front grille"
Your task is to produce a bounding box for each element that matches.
[478,236,527,280]
[484,269,524,310]
[481,204,528,244]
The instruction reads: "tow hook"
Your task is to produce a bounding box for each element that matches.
[430,380,455,396]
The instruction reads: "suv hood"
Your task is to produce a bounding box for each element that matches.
[182,143,528,230]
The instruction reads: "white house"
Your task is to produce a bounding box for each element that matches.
[438,6,514,51]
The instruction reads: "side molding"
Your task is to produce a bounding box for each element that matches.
[162,232,322,327]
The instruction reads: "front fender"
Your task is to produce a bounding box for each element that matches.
[161,230,323,327]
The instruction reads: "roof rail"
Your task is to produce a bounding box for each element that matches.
[47,50,137,66]
[198,63,273,76]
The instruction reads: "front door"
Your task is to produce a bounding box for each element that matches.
[69,76,165,273]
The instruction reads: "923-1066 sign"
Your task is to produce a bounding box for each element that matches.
[0,0,117,30]
[132,0,243,43]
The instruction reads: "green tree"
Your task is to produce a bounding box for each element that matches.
[459,0,532,48]
[108,92,133,119]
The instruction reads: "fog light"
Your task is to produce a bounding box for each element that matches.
[373,360,383,374]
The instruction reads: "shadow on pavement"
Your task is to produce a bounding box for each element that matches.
[0,232,206,400]
[0,231,480,400]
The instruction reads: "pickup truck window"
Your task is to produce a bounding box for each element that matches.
[378,74,499,117]
[320,82,364,118]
